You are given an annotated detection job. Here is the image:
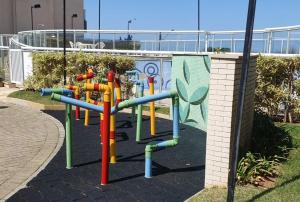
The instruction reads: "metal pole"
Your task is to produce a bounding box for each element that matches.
[158,32,162,51]
[148,77,156,136]
[101,91,111,185]
[227,0,256,201]
[31,7,33,45]
[205,33,208,52]
[231,34,234,52]
[197,0,200,52]
[268,32,272,53]
[71,17,74,29]
[31,7,34,31]
[98,0,101,43]
[286,31,290,54]
[63,0,67,85]
[127,21,130,40]
[66,103,73,169]
[136,82,144,142]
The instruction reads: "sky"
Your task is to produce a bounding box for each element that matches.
[84,0,300,31]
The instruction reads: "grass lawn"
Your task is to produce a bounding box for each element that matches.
[8,90,63,105]
[142,105,170,115]
[190,123,300,202]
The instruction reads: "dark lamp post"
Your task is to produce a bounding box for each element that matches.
[31,4,41,30]
[71,14,78,29]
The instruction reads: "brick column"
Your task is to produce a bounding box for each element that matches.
[204,54,257,187]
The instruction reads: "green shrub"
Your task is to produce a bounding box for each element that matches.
[255,55,300,122]
[237,111,293,185]
[251,111,292,158]
[24,52,134,90]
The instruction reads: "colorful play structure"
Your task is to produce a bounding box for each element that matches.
[40,55,210,186]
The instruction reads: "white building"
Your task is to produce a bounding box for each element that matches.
[0,0,85,34]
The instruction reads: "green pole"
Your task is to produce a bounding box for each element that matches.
[131,84,138,123]
[136,83,144,142]
[131,106,136,123]
[66,103,73,169]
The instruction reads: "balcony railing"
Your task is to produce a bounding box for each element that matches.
[3,24,300,54]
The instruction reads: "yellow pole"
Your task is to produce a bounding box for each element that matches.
[84,79,91,126]
[108,71,116,164]
[148,77,156,136]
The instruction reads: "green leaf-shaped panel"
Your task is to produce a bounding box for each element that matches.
[183,60,191,84]
[200,103,207,123]
[172,55,211,132]
[176,78,189,102]
[189,86,209,105]
[203,56,211,73]
[179,102,190,122]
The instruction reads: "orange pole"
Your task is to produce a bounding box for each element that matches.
[148,77,156,136]
[114,78,122,104]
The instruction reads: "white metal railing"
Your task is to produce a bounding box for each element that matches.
[0,34,14,47]
[2,24,300,55]
[8,24,300,54]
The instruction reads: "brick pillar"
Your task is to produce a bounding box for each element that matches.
[204,54,257,187]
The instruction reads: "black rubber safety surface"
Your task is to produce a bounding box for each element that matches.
[8,111,206,202]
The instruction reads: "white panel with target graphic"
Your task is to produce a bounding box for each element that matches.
[134,60,172,91]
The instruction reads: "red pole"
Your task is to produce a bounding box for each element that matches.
[101,91,110,185]
[75,94,80,120]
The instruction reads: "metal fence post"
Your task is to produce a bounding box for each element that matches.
[113,34,115,49]
[268,31,272,53]
[286,31,290,54]
[57,30,59,48]
[231,34,234,52]
[205,33,208,52]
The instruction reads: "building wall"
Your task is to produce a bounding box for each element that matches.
[0,0,84,34]
[0,0,14,34]
[53,0,84,29]
[204,54,257,187]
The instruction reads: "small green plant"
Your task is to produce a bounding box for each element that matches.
[237,111,293,185]
[237,152,280,185]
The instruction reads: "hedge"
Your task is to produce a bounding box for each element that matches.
[24,52,134,90]
[255,55,300,122]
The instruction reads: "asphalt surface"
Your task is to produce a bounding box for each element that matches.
[8,111,206,202]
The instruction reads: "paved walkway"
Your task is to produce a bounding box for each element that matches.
[0,88,64,201]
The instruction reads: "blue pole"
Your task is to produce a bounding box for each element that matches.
[40,88,73,96]
[144,96,180,178]
[51,93,105,113]
[118,90,177,110]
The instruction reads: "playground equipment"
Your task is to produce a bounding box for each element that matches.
[76,68,94,126]
[40,88,74,169]
[82,71,117,164]
[148,77,156,136]
[64,85,80,120]
[125,70,156,141]
[41,55,211,186]
[50,89,178,185]
[41,81,177,185]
